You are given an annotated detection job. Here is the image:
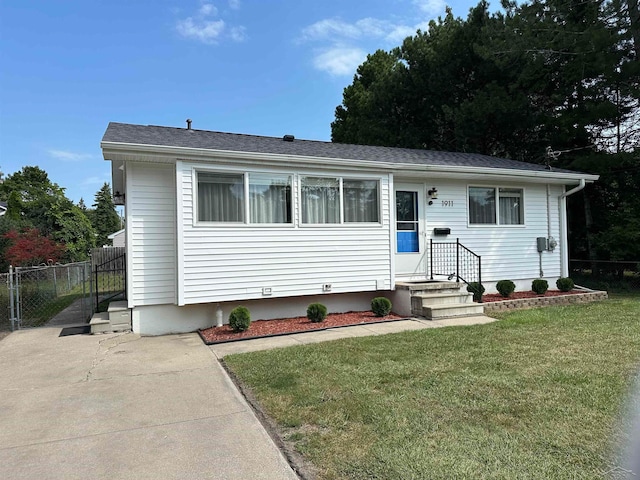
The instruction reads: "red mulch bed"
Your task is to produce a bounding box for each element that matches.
[482,289,583,303]
[199,311,404,344]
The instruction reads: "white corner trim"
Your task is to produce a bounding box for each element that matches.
[176,161,185,306]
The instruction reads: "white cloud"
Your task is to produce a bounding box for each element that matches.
[313,47,367,76]
[198,3,217,16]
[176,2,245,44]
[301,19,362,41]
[229,26,247,42]
[300,2,445,76]
[176,17,225,44]
[228,0,240,9]
[48,149,92,162]
[413,0,446,15]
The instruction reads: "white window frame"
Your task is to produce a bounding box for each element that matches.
[298,175,382,227]
[467,185,526,227]
[194,168,294,227]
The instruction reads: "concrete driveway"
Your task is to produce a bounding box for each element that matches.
[0,327,298,480]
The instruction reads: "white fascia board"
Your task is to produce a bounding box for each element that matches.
[101,141,599,185]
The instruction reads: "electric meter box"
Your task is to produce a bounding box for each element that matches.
[536,237,548,252]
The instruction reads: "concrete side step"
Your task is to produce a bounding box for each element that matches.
[418,292,475,306]
[423,303,484,320]
[90,312,111,334]
[108,300,128,312]
[108,301,131,326]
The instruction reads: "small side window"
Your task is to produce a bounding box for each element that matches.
[498,188,524,225]
[468,187,496,225]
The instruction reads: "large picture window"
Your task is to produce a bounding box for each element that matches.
[301,176,381,224]
[196,170,381,226]
[198,172,244,223]
[249,173,292,224]
[468,186,524,225]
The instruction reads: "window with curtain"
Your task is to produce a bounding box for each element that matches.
[498,188,523,225]
[301,177,340,224]
[468,186,524,225]
[249,173,292,224]
[468,187,496,224]
[343,179,379,223]
[198,172,244,222]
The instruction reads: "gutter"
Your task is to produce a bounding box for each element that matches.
[559,178,586,199]
[558,179,588,277]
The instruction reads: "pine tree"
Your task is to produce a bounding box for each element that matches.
[92,183,121,247]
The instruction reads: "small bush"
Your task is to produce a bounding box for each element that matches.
[371,297,392,317]
[556,277,575,292]
[466,282,485,302]
[229,306,251,332]
[496,280,516,298]
[532,279,549,295]
[307,303,327,323]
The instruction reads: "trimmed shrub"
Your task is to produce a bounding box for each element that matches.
[307,303,327,323]
[466,282,485,302]
[556,277,575,292]
[229,306,251,332]
[496,280,516,298]
[532,279,549,295]
[371,297,392,317]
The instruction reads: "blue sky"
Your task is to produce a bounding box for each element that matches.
[1,0,489,204]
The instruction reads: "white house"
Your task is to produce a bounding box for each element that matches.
[101,122,598,335]
[107,229,126,248]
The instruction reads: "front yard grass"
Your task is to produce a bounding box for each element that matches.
[224,296,640,479]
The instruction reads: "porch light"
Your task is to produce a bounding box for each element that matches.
[113,191,125,205]
[428,187,438,205]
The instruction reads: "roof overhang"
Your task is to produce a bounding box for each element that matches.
[101,141,600,186]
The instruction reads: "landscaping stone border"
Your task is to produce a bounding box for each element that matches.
[482,290,608,313]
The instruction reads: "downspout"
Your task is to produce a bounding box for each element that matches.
[558,179,586,277]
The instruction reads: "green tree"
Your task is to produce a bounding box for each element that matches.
[332,0,639,261]
[92,183,121,247]
[0,166,96,262]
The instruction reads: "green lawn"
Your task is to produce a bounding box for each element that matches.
[224,296,640,479]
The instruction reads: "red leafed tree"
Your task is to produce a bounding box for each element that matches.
[4,228,65,267]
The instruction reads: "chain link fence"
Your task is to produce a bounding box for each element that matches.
[570,259,640,292]
[1,262,93,331]
[1,273,10,332]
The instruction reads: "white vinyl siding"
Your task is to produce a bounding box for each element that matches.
[128,163,177,305]
[421,180,562,281]
[181,163,392,304]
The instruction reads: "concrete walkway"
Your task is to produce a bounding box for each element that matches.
[0,328,298,480]
[210,315,495,357]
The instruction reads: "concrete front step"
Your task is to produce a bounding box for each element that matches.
[417,292,475,305]
[423,303,485,319]
[402,281,484,319]
[89,312,111,334]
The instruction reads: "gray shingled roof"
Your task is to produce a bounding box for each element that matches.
[103,122,579,174]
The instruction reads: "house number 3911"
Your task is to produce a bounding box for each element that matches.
[441,200,453,207]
